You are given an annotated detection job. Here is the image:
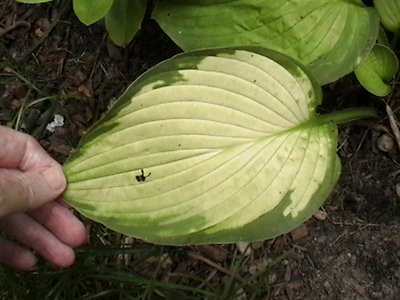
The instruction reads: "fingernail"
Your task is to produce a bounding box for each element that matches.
[27,255,38,271]
[42,167,67,191]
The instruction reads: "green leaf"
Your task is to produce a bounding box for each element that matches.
[153,0,379,85]
[17,0,53,3]
[105,0,147,46]
[63,47,375,245]
[374,0,400,33]
[355,44,399,97]
[355,44,399,96]
[73,0,114,25]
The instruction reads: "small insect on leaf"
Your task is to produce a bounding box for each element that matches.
[135,169,151,182]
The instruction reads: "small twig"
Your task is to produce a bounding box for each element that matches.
[346,120,390,133]
[292,244,307,252]
[187,251,247,286]
[0,20,30,38]
[337,133,350,152]
[353,126,371,156]
[389,169,400,178]
[325,211,381,228]
[329,218,380,228]
[386,104,400,152]
[57,22,71,76]
[19,0,70,61]
[187,251,233,277]
[305,254,315,268]
[329,230,348,246]
[197,268,218,290]
[4,67,46,97]
[90,33,108,79]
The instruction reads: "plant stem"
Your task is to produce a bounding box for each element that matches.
[315,107,379,125]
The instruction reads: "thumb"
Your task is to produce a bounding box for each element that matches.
[0,165,66,218]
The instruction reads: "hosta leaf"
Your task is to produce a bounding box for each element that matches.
[355,44,399,96]
[73,0,114,25]
[153,0,379,85]
[63,47,375,245]
[374,0,400,33]
[105,0,147,46]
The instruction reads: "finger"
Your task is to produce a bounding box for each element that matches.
[29,201,88,248]
[0,213,75,268]
[0,167,66,217]
[0,126,57,170]
[0,237,37,271]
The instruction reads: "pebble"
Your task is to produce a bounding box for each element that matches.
[313,210,327,221]
[377,134,394,152]
[236,242,252,256]
[290,224,309,241]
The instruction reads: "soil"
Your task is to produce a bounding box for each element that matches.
[1,1,399,299]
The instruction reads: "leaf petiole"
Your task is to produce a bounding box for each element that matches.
[315,107,379,125]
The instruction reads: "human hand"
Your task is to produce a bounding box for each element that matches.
[0,126,87,270]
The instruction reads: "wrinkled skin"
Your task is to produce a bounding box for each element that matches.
[0,126,87,270]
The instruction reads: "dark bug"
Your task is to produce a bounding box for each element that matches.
[135,169,151,182]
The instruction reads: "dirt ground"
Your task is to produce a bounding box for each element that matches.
[1,1,400,299]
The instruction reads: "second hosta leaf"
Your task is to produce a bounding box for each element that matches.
[153,0,379,85]
[355,44,399,96]
[374,0,400,33]
[105,0,147,46]
[73,0,113,25]
[64,47,343,245]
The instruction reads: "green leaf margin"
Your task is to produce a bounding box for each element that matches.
[73,0,114,25]
[374,0,400,33]
[105,0,147,46]
[153,0,379,85]
[355,44,399,96]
